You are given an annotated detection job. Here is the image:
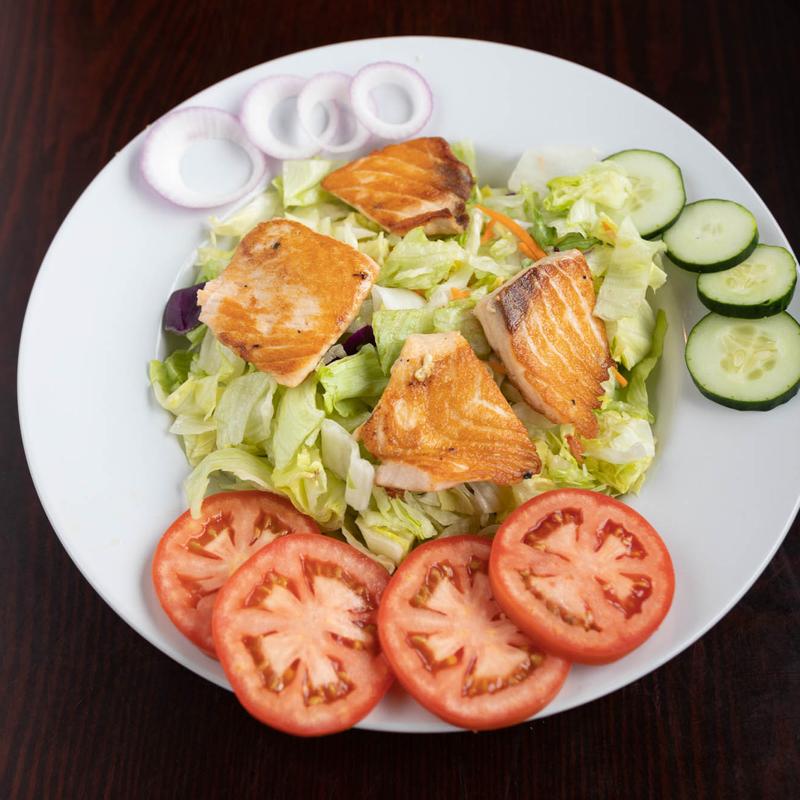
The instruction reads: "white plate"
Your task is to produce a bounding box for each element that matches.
[18,37,800,733]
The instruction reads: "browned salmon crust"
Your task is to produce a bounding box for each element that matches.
[358,332,540,491]
[321,137,474,236]
[474,250,613,439]
[197,219,378,387]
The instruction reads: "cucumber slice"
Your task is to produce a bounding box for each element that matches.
[697,245,797,318]
[685,312,800,410]
[604,149,686,238]
[664,199,758,272]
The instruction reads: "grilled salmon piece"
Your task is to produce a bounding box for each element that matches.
[321,137,473,236]
[474,250,613,439]
[358,332,540,491]
[197,219,378,387]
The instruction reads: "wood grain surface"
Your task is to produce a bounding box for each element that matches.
[3,1,799,797]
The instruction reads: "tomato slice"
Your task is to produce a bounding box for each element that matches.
[490,489,675,664]
[212,534,393,736]
[378,535,570,730]
[152,491,319,656]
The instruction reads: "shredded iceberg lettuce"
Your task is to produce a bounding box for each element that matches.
[379,228,466,290]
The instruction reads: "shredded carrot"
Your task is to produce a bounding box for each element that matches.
[475,204,547,260]
[610,365,628,387]
[480,219,495,244]
[488,359,507,376]
[450,287,471,301]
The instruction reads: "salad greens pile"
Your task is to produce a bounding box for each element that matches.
[150,144,668,571]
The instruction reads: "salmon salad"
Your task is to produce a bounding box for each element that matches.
[151,137,669,571]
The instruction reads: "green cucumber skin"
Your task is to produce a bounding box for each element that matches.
[696,275,796,318]
[642,207,684,241]
[604,149,686,239]
[685,311,800,410]
[668,230,759,273]
[685,364,800,410]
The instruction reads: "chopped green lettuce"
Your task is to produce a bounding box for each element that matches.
[379,228,465,290]
[320,419,374,511]
[622,309,667,418]
[544,162,632,214]
[271,445,347,529]
[317,345,387,414]
[606,300,656,370]
[214,372,277,448]
[209,188,283,238]
[431,299,491,357]
[594,218,666,321]
[373,307,434,372]
[271,377,324,470]
[185,447,274,517]
[278,159,338,207]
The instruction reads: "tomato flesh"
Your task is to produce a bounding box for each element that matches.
[152,491,319,656]
[212,534,393,736]
[490,489,675,664]
[378,535,570,730]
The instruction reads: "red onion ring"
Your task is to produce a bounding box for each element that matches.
[297,72,371,154]
[139,107,267,208]
[349,62,433,140]
[240,74,339,159]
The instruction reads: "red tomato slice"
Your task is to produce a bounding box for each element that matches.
[152,491,319,656]
[378,535,570,730]
[212,534,393,736]
[490,489,675,665]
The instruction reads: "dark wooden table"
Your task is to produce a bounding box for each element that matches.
[3,2,799,797]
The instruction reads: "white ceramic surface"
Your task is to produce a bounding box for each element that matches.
[18,37,800,733]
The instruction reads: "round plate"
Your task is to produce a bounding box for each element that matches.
[18,37,800,733]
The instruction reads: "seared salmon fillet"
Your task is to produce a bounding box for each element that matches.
[474,250,613,438]
[197,219,378,387]
[358,332,540,491]
[321,137,473,236]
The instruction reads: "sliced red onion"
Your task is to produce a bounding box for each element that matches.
[349,62,433,141]
[240,75,339,160]
[140,108,267,209]
[297,72,371,154]
[163,282,206,334]
[343,325,376,355]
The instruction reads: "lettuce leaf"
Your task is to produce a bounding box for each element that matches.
[509,146,600,194]
[379,228,465,290]
[593,218,666,321]
[371,285,426,311]
[320,419,374,511]
[623,308,667,418]
[431,299,491,357]
[606,300,656,370]
[185,447,274,517]
[373,307,435,372]
[271,445,347,529]
[317,345,387,415]
[209,188,283,238]
[214,372,277,448]
[149,350,194,401]
[271,377,324,470]
[544,162,632,214]
[278,159,338,207]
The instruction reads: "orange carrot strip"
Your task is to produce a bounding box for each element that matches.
[475,204,547,260]
[450,287,471,301]
[610,365,628,388]
[480,219,495,244]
